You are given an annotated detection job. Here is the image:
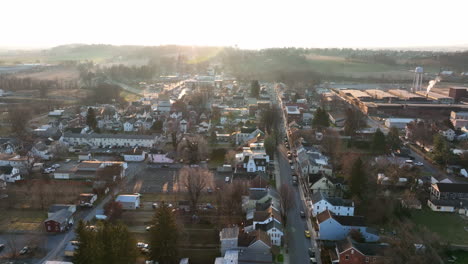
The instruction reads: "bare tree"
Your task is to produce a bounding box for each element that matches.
[224,150,237,167]
[7,105,31,137]
[6,234,20,258]
[279,184,296,225]
[321,128,342,168]
[177,135,208,164]
[179,167,212,212]
[216,180,249,219]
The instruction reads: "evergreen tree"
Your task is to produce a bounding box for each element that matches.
[86,107,97,130]
[387,126,401,151]
[349,157,366,198]
[264,134,277,158]
[250,80,260,98]
[371,128,386,154]
[151,120,164,133]
[312,107,330,128]
[149,203,179,264]
[73,221,137,264]
[432,134,451,165]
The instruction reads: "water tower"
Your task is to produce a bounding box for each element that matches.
[412,67,424,92]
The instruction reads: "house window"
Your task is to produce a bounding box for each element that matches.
[345,255,349,260]
[351,250,354,254]
[366,257,369,262]
[317,206,319,210]
[436,206,441,210]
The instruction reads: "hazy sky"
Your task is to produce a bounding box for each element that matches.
[2,0,467,49]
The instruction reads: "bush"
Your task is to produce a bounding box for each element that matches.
[277,254,284,262]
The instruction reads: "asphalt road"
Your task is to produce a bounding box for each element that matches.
[272,84,319,264]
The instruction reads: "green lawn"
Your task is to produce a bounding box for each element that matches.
[446,250,468,264]
[411,208,468,245]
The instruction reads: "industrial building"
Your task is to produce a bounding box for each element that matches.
[339,89,372,102]
[365,89,398,102]
[387,89,427,101]
[415,91,454,104]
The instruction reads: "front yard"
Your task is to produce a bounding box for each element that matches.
[411,208,468,245]
[0,209,46,232]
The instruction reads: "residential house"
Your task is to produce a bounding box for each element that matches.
[0,165,21,183]
[285,106,302,122]
[48,204,76,218]
[220,226,240,255]
[198,121,210,133]
[336,237,387,264]
[0,154,33,169]
[440,129,455,141]
[316,210,379,242]
[44,209,74,233]
[255,221,284,246]
[311,192,354,217]
[236,143,270,173]
[430,183,468,200]
[252,207,282,228]
[123,148,146,162]
[123,121,135,132]
[0,138,20,154]
[147,149,174,163]
[450,111,468,129]
[235,127,264,145]
[296,146,333,177]
[309,175,345,197]
[63,132,160,148]
[115,194,140,210]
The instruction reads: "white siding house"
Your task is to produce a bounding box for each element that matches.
[316,210,379,242]
[311,192,354,217]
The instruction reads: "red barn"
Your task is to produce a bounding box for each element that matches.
[336,237,387,264]
[44,209,74,233]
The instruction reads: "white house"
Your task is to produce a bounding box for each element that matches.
[252,207,281,228]
[198,121,210,133]
[235,127,264,145]
[63,132,159,148]
[115,195,140,210]
[311,192,354,217]
[123,121,135,132]
[440,129,455,141]
[0,165,21,183]
[255,221,284,246]
[180,119,188,133]
[316,210,379,242]
[220,226,240,255]
[235,143,270,173]
[123,149,146,162]
[147,149,174,163]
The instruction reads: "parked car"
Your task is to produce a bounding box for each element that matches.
[0,244,4,252]
[300,211,305,218]
[414,162,424,166]
[137,242,148,248]
[152,203,158,209]
[308,248,315,257]
[19,246,29,255]
[52,164,60,169]
[225,176,230,183]
[310,257,317,264]
[304,230,311,238]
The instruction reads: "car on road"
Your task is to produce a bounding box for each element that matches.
[19,246,29,255]
[0,244,4,252]
[52,164,60,169]
[414,161,424,166]
[308,248,315,257]
[289,160,293,165]
[300,211,305,218]
[137,242,148,248]
[310,257,317,263]
[304,230,311,238]
[225,176,230,183]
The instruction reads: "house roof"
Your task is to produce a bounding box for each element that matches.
[317,210,366,227]
[311,192,352,206]
[255,220,283,233]
[250,174,269,189]
[0,165,14,174]
[48,204,74,214]
[250,230,272,248]
[116,195,139,203]
[249,189,268,200]
[220,226,240,240]
[238,248,273,264]
[253,207,281,222]
[336,237,387,256]
[45,209,73,224]
[63,132,156,140]
[433,183,468,193]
